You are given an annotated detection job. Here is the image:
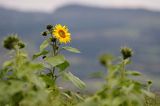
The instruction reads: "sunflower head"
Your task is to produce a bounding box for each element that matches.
[53,24,71,44]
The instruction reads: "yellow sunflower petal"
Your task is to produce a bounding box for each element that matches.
[53,24,71,44]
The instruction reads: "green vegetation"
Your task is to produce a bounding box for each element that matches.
[0,24,159,106]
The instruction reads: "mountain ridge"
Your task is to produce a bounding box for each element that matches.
[1,4,160,14]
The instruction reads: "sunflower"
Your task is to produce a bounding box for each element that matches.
[53,24,71,44]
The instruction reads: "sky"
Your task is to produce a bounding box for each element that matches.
[0,0,160,13]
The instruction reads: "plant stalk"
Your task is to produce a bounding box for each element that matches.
[121,60,125,80]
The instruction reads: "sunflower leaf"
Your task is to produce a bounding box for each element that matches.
[62,46,80,53]
[40,39,50,51]
[57,61,70,72]
[32,50,49,60]
[63,71,85,89]
[40,75,55,86]
[44,55,66,67]
[126,70,141,76]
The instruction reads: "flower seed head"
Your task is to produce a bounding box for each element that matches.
[121,47,133,60]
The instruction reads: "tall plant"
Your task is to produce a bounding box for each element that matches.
[33,24,85,89]
[78,47,154,106]
[0,34,48,106]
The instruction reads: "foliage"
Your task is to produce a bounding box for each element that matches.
[36,24,85,88]
[78,47,154,106]
[0,24,85,106]
[0,25,156,106]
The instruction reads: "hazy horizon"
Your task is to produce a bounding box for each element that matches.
[0,0,160,13]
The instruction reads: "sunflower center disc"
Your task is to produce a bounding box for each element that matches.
[58,30,66,38]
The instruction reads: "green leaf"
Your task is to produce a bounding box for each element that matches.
[112,97,125,106]
[126,70,141,76]
[142,90,155,98]
[41,75,54,86]
[74,93,84,101]
[45,55,66,67]
[62,46,80,53]
[40,39,49,51]
[61,92,72,99]
[0,68,10,78]
[3,60,13,67]
[28,62,44,71]
[63,72,85,89]
[32,50,49,60]
[57,61,70,72]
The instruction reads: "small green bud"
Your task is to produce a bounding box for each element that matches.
[18,42,25,49]
[99,54,113,66]
[121,47,133,60]
[41,31,47,36]
[46,24,53,30]
[99,57,106,66]
[147,80,152,85]
[50,37,57,42]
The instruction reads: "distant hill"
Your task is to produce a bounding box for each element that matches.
[0,5,160,83]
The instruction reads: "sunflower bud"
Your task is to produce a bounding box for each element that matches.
[18,42,25,49]
[121,47,133,60]
[147,80,152,85]
[3,34,25,50]
[99,54,113,67]
[3,35,20,50]
[46,24,53,30]
[50,37,57,43]
[41,31,47,36]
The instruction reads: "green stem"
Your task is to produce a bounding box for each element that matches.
[147,85,151,92]
[14,47,20,71]
[128,99,132,106]
[121,60,125,80]
[52,38,56,80]
[50,33,58,81]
